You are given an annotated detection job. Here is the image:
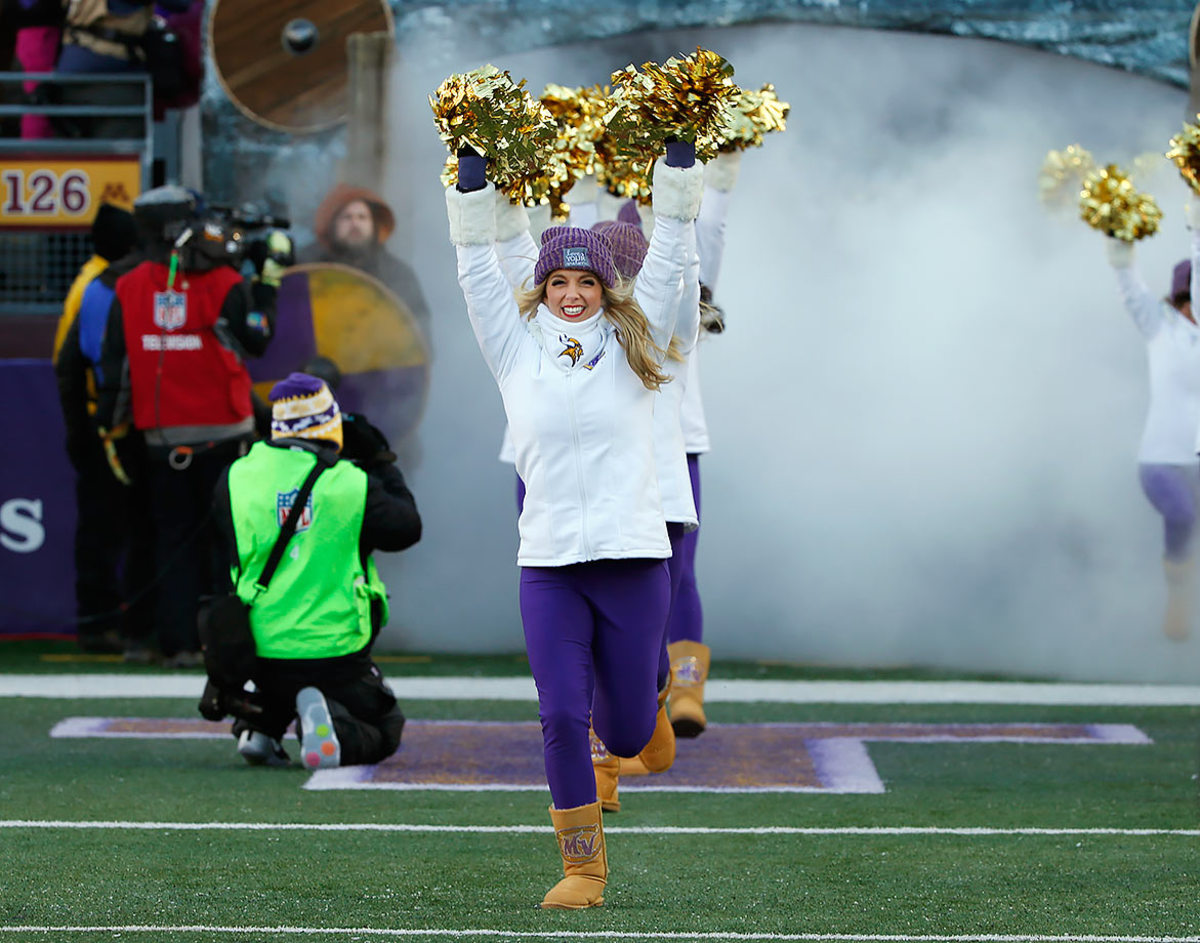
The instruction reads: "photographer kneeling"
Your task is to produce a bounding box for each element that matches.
[201,372,422,769]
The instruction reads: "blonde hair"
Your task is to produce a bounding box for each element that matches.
[516,276,671,391]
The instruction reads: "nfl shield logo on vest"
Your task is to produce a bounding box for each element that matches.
[153,291,187,331]
[276,490,314,531]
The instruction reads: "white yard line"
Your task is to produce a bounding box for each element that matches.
[1,820,1197,836]
[5,675,1200,704]
[1,927,1198,941]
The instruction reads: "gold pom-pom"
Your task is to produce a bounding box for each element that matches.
[1079,164,1162,242]
[594,145,656,205]
[1166,116,1200,193]
[528,84,610,219]
[429,65,558,196]
[605,47,741,163]
[717,83,790,150]
[1038,145,1096,208]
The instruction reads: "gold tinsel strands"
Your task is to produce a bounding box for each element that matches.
[532,84,610,220]
[1038,145,1096,208]
[717,83,790,150]
[605,47,741,164]
[429,65,558,199]
[1166,117,1200,193]
[1079,164,1162,242]
[594,146,656,204]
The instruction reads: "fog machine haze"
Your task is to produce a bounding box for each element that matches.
[269,19,1199,683]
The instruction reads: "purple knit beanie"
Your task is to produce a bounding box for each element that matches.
[269,372,343,450]
[591,220,648,279]
[617,199,643,229]
[1171,259,1191,302]
[533,226,619,289]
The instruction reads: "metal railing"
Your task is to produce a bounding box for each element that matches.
[0,72,154,316]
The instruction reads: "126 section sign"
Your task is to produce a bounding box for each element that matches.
[0,155,141,228]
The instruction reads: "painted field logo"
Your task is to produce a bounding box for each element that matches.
[153,291,187,331]
[276,490,314,530]
[562,246,590,268]
[50,720,1153,795]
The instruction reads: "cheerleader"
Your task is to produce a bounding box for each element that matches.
[1105,203,1200,640]
[446,142,703,908]
[492,202,700,812]
[667,149,741,733]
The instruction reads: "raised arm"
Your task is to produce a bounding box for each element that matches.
[1105,238,1162,340]
[670,221,702,360]
[697,150,740,292]
[635,151,705,354]
[446,163,528,382]
[494,191,538,292]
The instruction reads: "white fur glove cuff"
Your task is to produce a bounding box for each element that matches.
[651,158,704,222]
[1105,236,1134,269]
[704,150,742,192]
[446,183,496,246]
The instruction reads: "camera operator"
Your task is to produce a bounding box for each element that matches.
[96,184,293,667]
[202,372,421,769]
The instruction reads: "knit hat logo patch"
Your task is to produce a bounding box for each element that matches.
[562,246,590,268]
[152,291,187,331]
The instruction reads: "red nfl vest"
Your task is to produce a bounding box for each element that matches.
[117,261,251,431]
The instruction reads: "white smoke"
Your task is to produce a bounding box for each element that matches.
[373,19,1196,681]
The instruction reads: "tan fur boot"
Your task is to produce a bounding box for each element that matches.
[668,640,711,738]
[590,727,620,813]
[1162,557,1194,641]
[637,682,676,773]
[540,801,607,910]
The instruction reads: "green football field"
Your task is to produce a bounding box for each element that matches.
[2,641,1199,942]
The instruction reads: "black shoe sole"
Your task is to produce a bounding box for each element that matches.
[671,719,706,739]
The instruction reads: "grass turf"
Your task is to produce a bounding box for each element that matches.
[2,643,1199,940]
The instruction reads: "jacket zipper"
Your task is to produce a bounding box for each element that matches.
[564,369,591,559]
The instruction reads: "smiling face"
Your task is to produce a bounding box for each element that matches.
[544,268,603,324]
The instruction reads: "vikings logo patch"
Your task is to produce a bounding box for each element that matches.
[558,336,584,365]
[557,824,602,863]
[152,291,187,331]
[276,489,314,531]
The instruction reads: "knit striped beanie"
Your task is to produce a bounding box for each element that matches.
[534,226,619,289]
[591,220,648,279]
[269,372,343,451]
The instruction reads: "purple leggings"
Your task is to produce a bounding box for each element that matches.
[667,454,703,644]
[520,558,670,810]
[660,522,687,684]
[1138,463,1199,560]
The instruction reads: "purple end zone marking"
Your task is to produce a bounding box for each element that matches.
[49,718,1151,793]
[51,717,230,739]
[306,721,1153,794]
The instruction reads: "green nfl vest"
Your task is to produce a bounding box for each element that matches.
[227,441,389,659]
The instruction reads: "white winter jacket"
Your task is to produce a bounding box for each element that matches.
[447,159,704,565]
[1110,231,1200,465]
[493,175,701,528]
